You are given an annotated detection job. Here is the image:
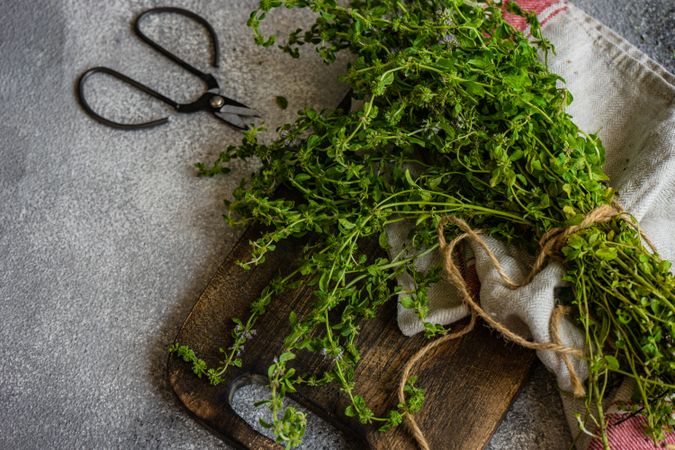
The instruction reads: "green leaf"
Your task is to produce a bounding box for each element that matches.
[435,57,455,69]
[399,296,414,309]
[467,58,487,68]
[604,355,620,371]
[295,173,311,183]
[415,214,430,226]
[339,218,356,230]
[509,149,524,161]
[464,81,485,96]
[275,95,289,110]
[381,71,394,87]
[378,230,389,250]
[562,205,576,218]
[279,351,296,363]
[404,169,416,187]
[595,247,617,261]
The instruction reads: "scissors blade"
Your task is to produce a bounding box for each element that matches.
[212,111,256,130]
[218,103,260,117]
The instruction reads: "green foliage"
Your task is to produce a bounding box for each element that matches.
[168,343,209,379]
[171,1,674,447]
[562,223,675,444]
[276,95,289,110]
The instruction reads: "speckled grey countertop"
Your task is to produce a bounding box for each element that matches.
[573,0,673,74]
[0,1,671,449]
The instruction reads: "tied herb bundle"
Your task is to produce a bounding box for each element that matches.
[170,0,675,447]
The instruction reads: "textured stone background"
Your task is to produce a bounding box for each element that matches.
[573,0,673,74]
[0,1,671,449]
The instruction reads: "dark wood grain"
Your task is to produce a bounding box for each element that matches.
[168,225,535,449]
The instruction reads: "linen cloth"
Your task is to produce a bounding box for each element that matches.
[392,1,675,448]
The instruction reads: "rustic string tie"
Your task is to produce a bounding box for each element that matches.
[398,203,654,450]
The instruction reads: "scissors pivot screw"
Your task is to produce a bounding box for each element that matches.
[210,96,225,109]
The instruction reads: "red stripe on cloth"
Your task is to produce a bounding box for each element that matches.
[510,0,562,14]
[540,5,569,27]
[587,413,675,449]
[502,0,567,31]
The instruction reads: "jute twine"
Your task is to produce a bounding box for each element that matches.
[397,203,657,450]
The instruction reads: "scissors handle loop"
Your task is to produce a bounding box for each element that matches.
[77,67,176,130]
[134,7,220,90]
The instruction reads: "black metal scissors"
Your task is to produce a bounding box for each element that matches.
[77,7,257,131]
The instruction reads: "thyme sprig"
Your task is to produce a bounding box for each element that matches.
[171,1,674,448]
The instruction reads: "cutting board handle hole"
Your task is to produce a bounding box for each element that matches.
[229,373,357,449]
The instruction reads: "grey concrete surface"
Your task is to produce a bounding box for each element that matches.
[0,1,671,449]
[572,0,674,74]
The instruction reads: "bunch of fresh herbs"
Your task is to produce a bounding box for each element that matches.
[170,1,674,448]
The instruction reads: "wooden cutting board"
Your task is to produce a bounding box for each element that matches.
[168,225,535,449]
